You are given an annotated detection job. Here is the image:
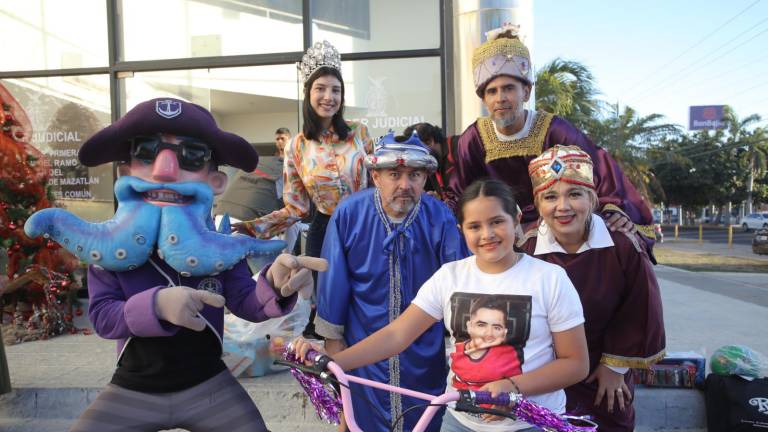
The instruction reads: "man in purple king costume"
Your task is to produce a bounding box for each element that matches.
[39,98,324,431]
[448,24,655,242]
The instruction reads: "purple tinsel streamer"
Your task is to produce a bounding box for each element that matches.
[512,397,596,432]
[282,349,342,424]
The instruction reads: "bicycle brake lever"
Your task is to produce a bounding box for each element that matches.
[455,391,518,420]
[274,359,314,374]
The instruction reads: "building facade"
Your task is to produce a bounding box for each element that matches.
[0,0,532,220]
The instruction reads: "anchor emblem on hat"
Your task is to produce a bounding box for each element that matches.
[155,99,183,119]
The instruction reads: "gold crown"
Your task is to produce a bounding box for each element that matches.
[528,145,594,196]
[298,40,342,83]
[472,24,532,96]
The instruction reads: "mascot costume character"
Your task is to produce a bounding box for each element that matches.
[25,98,325,432]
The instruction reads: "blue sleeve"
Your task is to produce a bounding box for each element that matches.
[438,207,470,264]
[315,211,352,339]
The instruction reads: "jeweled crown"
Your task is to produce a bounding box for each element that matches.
[364,131,438,172]
[298,40,342,83]
[528,145,595,196]
[472,23,532,96]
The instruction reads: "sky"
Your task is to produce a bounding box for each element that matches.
[533,0,768,130]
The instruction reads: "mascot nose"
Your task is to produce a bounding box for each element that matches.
[152,148,180,182]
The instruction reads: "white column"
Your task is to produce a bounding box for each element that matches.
[453,0,534,133]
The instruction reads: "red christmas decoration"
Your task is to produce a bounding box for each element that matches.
[1,82,82,344]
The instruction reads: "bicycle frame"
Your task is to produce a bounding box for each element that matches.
[278,349,597,432]
[325,360,460,431]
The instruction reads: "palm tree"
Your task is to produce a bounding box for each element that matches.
[535,58,603,130]
[588,106,682,200]
[723,106,767,214]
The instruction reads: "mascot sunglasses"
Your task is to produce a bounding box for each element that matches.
[129,135,213,172]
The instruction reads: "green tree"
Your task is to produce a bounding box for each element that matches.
[534,58,602,130]
[723,106,767,213]
[649,130,744,219]
[588,106,681,201]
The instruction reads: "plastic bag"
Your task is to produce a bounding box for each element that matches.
[710,345,768,379]
[223,296,310,377]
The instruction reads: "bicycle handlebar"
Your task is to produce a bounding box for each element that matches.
[286,349,518,409]
[296,349,519,406]
[278,347,596,431]
[304,349,332,372]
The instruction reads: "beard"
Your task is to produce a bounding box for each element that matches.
[491,105,525,131]
[386,193,417,216]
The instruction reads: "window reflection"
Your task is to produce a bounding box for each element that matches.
[0,76,112,221]
[0,0,108,70]
[311,0,439,53]
[341,57,442,138]
[118,0,303,61]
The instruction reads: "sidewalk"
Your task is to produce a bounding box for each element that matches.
[657,237,768,261]
[2,259,767,431]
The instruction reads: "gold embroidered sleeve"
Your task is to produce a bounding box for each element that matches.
[600,350,666,369]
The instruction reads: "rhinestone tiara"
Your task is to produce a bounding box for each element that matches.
[298,40,342,83]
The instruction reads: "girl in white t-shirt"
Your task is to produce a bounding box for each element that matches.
[295,179,588,431]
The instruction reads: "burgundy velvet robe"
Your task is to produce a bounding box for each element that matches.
[447,113,654,233]
[520,230,666,431]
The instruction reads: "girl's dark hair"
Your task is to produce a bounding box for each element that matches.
[403,123,445,146]
[457,178,519,225]
[302,67,351,142]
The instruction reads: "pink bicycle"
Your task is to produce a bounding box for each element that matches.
[276,349,597,432]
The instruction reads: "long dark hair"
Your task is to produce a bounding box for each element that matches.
[302,67,350,141]
[458,178,519,225]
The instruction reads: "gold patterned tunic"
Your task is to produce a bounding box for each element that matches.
[447,111,655,240]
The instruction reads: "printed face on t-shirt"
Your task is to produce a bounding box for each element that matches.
[450,293,531,353]
[448,293,528,387]
[466,307,508,354]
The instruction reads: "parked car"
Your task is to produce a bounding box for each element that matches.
[741,212,768,231]
[752,228,768,255]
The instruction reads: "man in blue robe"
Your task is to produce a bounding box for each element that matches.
[315,132,469,432]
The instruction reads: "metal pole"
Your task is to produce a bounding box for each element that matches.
[698,224,703,244]
[674,224,679,240]
[728,225,733,249]
[0,335,10,395]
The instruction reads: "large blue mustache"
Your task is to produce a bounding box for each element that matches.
[25,176,285,276]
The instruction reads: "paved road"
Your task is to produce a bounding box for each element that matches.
[661,225,755,246]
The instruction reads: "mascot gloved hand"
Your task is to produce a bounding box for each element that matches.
[154,286,226,331]
[267,254,328,299]
[23,98,320,432]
